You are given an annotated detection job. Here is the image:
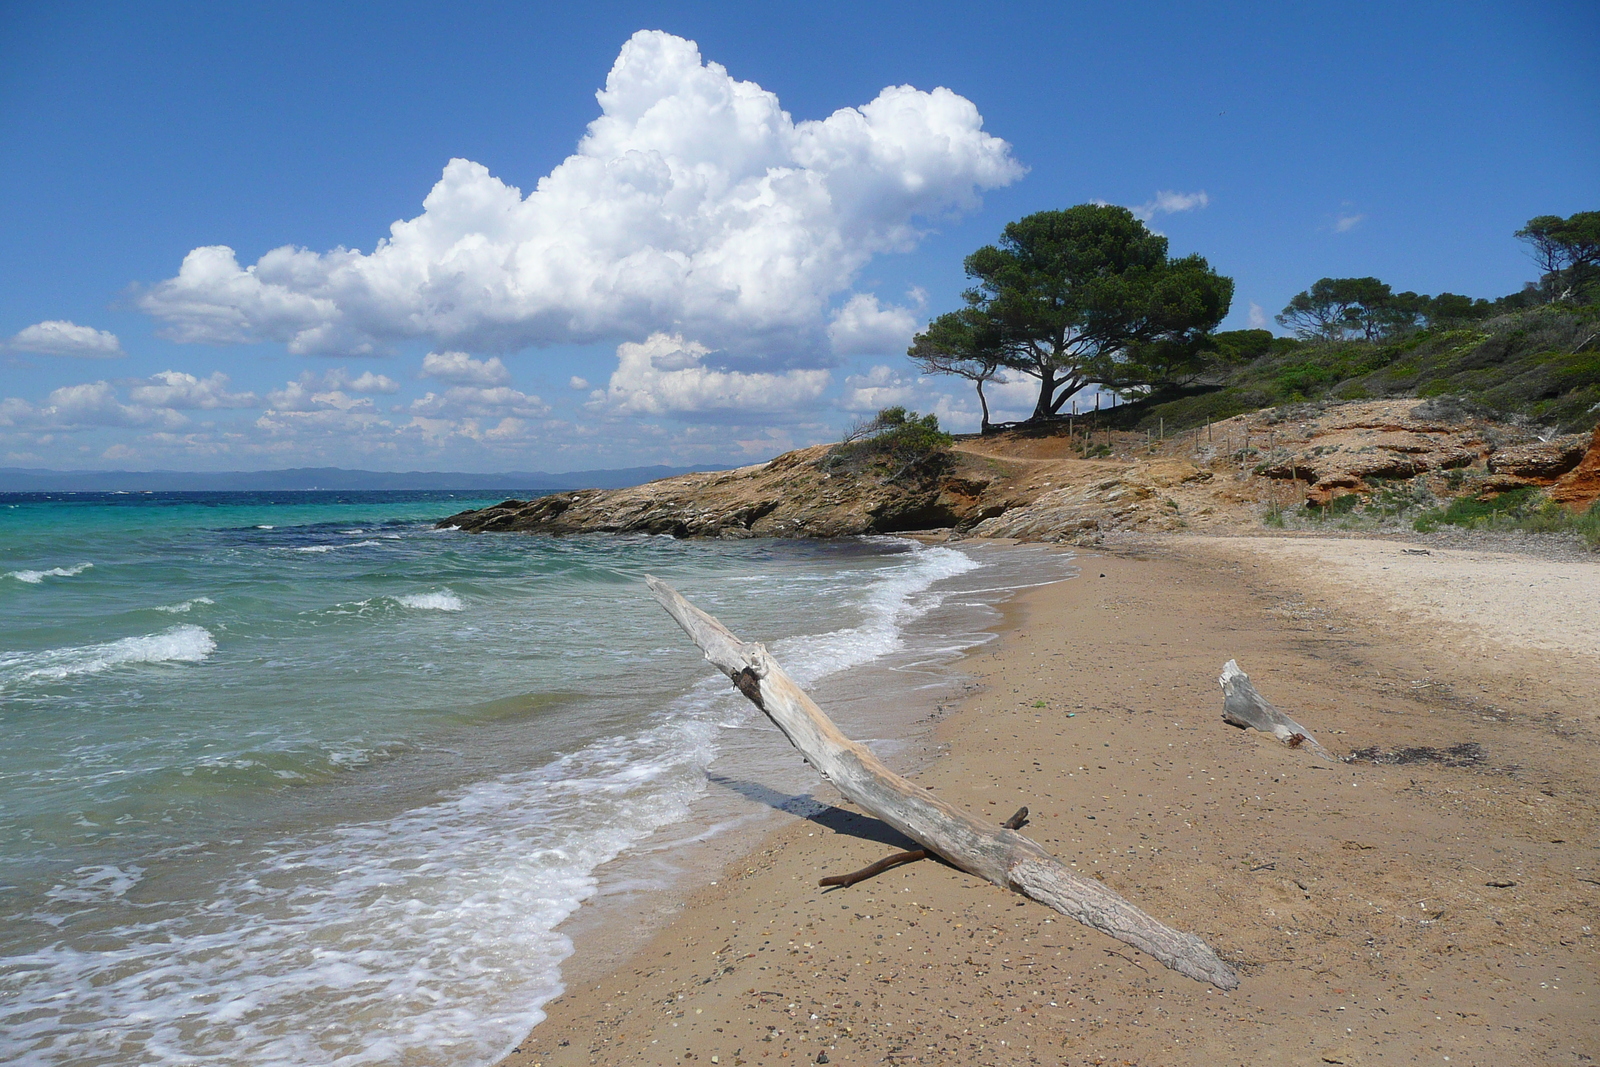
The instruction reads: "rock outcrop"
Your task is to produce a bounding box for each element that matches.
[970,461,1212,542]
[1549,424,1600,510]
[1249,403,1482,506]
[438,398,1598,544]
[438,445,1006,539]
[1487,435,1590,481]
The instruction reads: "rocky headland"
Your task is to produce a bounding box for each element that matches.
[438,399,1600,545]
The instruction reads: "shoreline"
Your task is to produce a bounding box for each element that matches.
[495,533,1599,1067]
[516,539,1078,1030]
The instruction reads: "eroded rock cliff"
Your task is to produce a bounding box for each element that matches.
[438,399,1599,544]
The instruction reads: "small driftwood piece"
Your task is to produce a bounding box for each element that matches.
[1218,660,1334,761]
[820,808,1028,888]
[647,576,1239,990]
[821,849,927,888]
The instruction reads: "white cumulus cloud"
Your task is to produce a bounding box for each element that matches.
[331,369,400,393]
[138,30,1021,361]
[8,320,124,358]
[408,386,549,419]
[1131,190,1210,222]
[827,292,923,356]
[127,370,257,409]
[839,364,923,412]
[602,332,830,417]
[30,381,186,429]
[421,351,513,386]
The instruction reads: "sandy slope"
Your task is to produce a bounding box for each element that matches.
[497,535,1599,1067]
[1188,535,1600,661]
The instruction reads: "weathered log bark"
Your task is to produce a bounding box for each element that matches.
[646,576,1239,990]
[1218,659,1334,761]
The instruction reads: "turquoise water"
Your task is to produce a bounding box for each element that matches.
[0,491,1035,1066]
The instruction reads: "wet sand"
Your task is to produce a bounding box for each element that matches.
[496,534,1599,1067]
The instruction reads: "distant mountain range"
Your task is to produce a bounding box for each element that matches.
[0,464,723,493]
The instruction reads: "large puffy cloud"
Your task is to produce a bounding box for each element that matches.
[1,380,186,430]
[826,292,923,356]
[139,31,1021,360]
[8,320,124,358]
[602,333,829,417]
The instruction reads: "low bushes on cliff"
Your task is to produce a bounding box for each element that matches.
[825,407,954,478]
[1103,305,1600,436]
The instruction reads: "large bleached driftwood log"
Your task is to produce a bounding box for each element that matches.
[646,576,1239,991]
[1218,660,1335,761]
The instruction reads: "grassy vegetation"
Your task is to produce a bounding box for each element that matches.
[1413,488,1600,546]
[1101,306,1600,434]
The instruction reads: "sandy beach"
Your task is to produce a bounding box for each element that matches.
[498,534,1599,1067]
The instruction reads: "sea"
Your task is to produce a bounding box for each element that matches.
[0,490,1072,1067]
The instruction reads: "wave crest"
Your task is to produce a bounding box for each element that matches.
[1,625,217,683]
[396,590,464,612]
[5,562,92,584]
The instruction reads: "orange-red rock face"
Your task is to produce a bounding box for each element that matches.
[1549,424,1600,510]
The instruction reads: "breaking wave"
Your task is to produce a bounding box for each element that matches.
[0,625,217,684]
[5,562,92,584]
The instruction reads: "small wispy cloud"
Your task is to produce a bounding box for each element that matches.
[1248,302,1269,329]
[1131,189,1211,222]
[1334,212,1365,233]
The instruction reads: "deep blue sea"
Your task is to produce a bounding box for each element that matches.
[0,490,1068,1066]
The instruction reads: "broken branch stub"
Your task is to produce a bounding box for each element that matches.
[645,575,1239,991]
[1218,660,1335,761]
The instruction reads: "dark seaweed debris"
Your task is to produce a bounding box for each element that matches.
[1346,742,1486,767]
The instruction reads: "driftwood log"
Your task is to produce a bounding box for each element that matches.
[646,576,1239,990]
[817,808,1029,888]
[1218,660,1335,761]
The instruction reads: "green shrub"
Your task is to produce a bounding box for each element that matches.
[827,406,953,475]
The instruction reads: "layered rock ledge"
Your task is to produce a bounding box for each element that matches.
[439,400,1600,544]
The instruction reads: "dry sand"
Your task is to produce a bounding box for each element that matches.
[495,535,1599,1067]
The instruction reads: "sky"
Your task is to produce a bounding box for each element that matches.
[1,1,1596,473]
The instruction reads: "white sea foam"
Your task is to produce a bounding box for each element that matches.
[396,590,464,612]
[154,596,215,614]
[0,540,994,1067]
[769,543,981,688]
[294,540,383,554]
[0,625,216,684]
[0,707,722,1067]
[5,562,92,584]
[43,865,145,906]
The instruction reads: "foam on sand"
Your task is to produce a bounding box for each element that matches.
[0,625,217,684]
[5,562,93,584]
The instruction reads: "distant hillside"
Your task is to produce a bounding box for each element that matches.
[0,464,722,493]
[1103,306,1600,434]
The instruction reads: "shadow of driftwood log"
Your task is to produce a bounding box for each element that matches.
[705,773,924,853]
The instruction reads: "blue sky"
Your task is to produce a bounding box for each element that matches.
[2,0,1596,472]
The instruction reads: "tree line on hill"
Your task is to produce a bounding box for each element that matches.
[902,207,1598,432]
